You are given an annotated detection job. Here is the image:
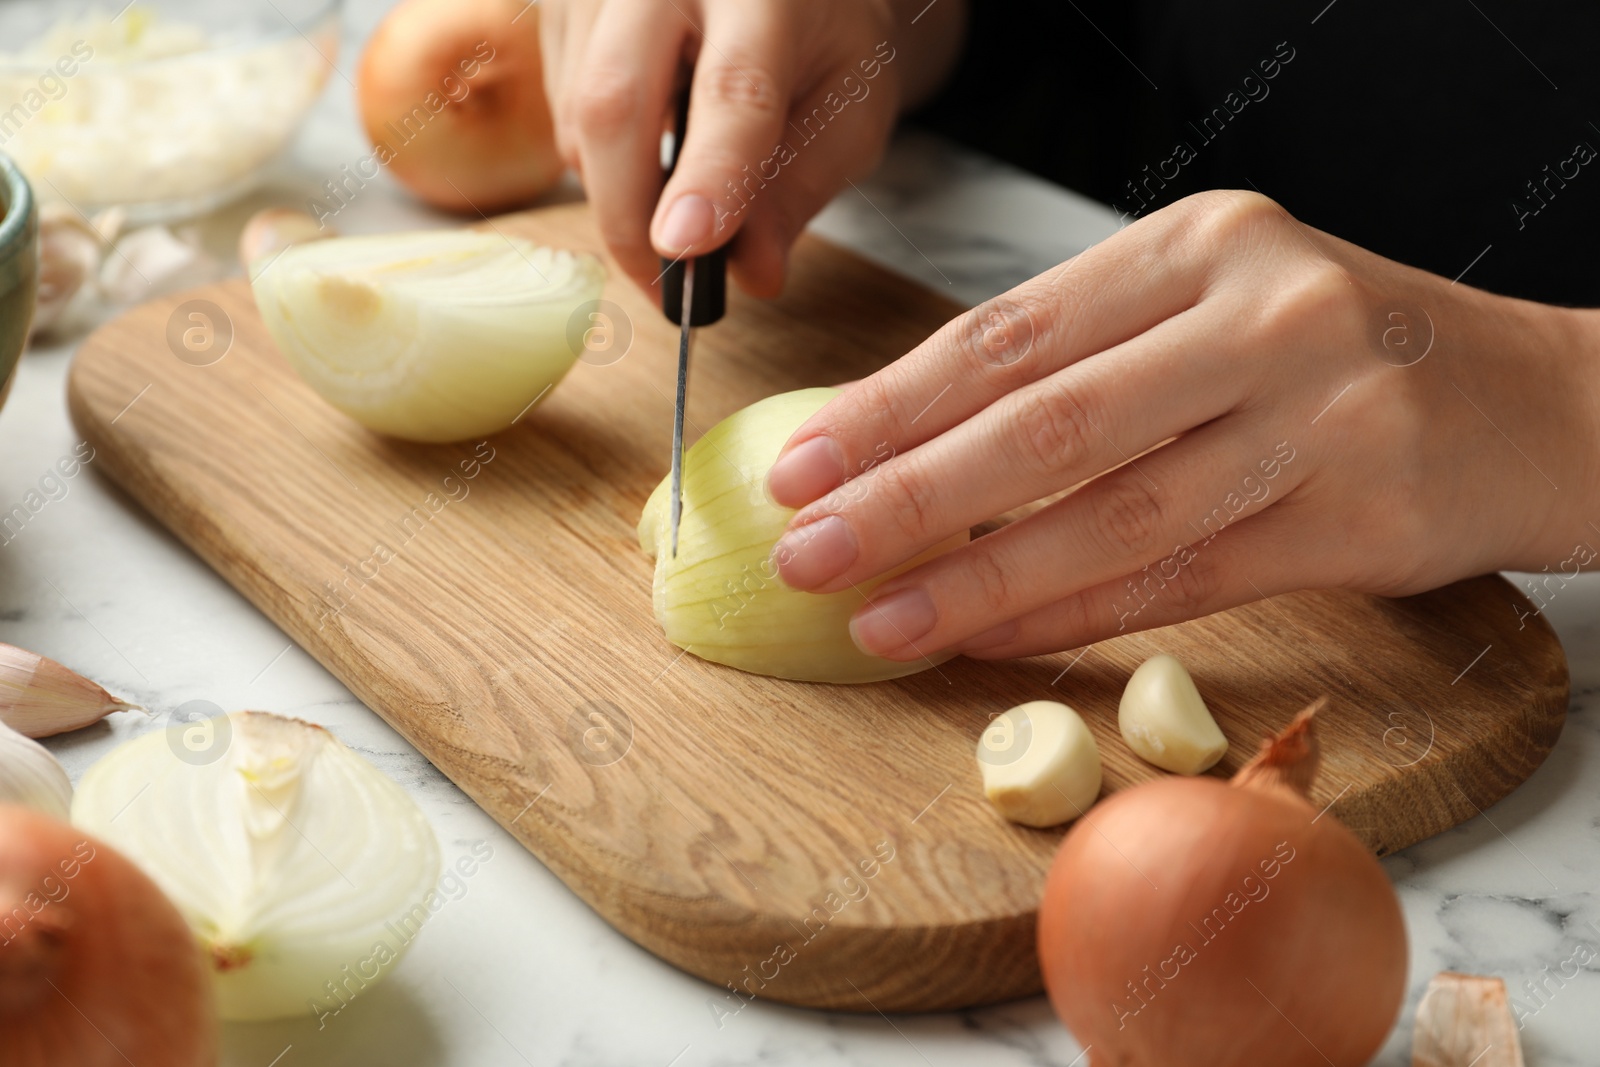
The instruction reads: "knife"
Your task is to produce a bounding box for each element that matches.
[661,87,727,558]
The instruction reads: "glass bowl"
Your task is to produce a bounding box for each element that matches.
[0,0,342,224]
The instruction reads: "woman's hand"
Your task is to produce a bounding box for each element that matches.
[538,0,964,297]
[765,190,1600,662]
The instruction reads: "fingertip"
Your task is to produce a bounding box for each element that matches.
[766,435,844,508]
[652,193,716,256]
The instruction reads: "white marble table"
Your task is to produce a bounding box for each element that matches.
[9,2,1599,1063]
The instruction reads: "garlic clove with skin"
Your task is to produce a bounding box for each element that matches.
[31,204,106,337]
[239,207,334,270]
[0,642,142,738]
[1118,653,1229,775]
[99,224,223,307]
[977,701,1102,827]
[72,710,441,1021]
[1411,972,1526,1067]
[0,719,72,819]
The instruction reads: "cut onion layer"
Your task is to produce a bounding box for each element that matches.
[252,228,605,442]
[638,388,967,683]
[72,712,441,1021]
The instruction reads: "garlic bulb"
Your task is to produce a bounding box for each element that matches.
[0,642,141,738]
[0,719,72,819]
[638,388,968,683]
[72,711,441,1021]
[251,229,606,442]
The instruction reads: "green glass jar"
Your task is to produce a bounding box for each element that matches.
[0,152,38,408]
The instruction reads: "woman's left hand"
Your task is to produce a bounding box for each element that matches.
[764,190,1600,662]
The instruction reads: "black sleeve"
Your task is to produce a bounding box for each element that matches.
[910,0,1600,307]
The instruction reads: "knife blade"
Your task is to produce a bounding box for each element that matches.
[669,257,694,558]
[661,86,726,558]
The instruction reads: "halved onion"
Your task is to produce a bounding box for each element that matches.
[72,712,441,1021]
[638,388,968,683]
[252,229,605,442]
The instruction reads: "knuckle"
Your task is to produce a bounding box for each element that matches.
[1173,188,1282,250]
[1050,589,1097,643]
[574,72,639,137]
[1092,477,1169,559]
[849,375,916,447]
[967,292,1048,372]
[968,549,1015,617]
[1011,383,1097,475]
[699,60,784,113]
[1258,261,1362,342]
[876,462,940,545]
[1160,549,1220,616]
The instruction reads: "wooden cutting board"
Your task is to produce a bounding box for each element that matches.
[67,203,1568,1012]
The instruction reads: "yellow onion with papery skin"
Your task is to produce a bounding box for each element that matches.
[0,805,217,1066]
[638,388,967,683]
[1039,702,1407,1067]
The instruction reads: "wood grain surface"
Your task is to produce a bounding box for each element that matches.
[66,203,1569,1012]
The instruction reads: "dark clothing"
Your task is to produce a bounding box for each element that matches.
[912,0,1600,306]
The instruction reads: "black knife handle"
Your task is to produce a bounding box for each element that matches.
[660,86,726,327]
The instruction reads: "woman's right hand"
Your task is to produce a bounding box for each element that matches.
[538,0,963,297]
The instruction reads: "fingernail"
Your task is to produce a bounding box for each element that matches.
[767,436,843,508]
[658,194,714,253]
[772,515,857,590]
[953,619,1019,653]
[850,588,937,657]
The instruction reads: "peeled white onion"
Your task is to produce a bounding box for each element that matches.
[72,711,441,1021]
[252,228,605,442]
[638,388,968,683]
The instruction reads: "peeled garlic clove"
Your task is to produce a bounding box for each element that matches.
[31,204,106,336]
[637,388,968,683]
[1118,653,1228,775]
[0,642,140,738]
[239,207,333,269]
[0,719,73,819]
[253,228,605,442]
[72,710,441,1021]
[977,700,1102,827]
[1411,972,1525,1067]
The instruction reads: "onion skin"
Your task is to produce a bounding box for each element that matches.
[0,805,216,1067]
[1038,704,1406,1067]
[358,0,561,213]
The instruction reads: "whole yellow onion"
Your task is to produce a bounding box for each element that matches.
[0,805,217,1066]
[1038,702,1407,1066]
